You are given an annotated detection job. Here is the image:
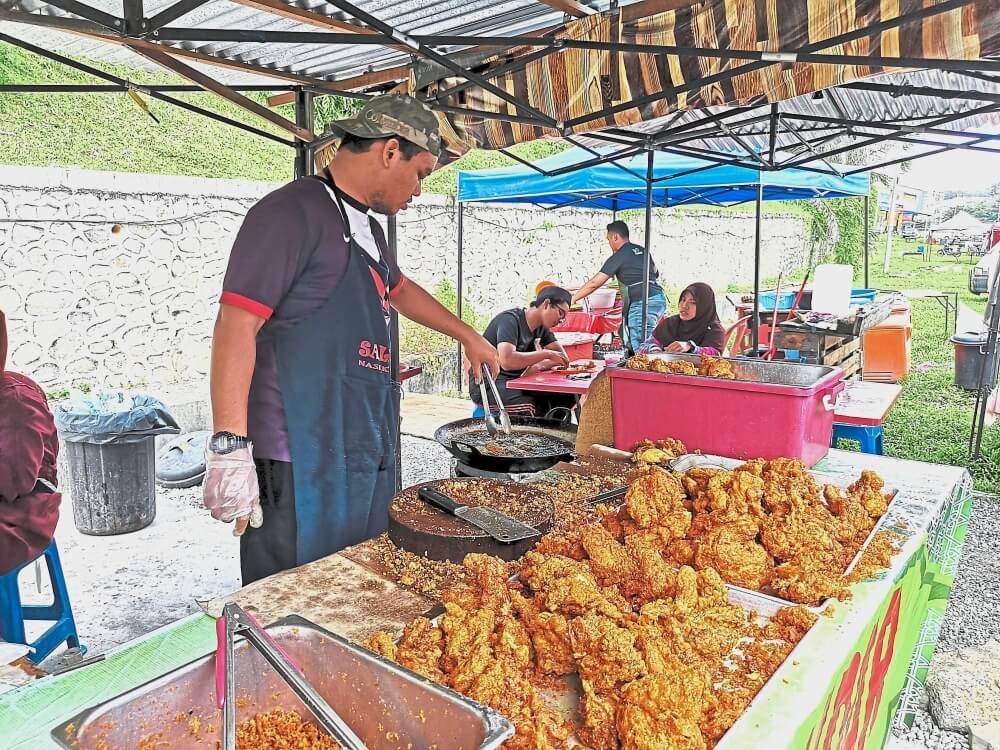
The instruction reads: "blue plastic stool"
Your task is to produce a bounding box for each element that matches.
[0,540,84,664]
[472,405,485,418]
[831,423,884,455]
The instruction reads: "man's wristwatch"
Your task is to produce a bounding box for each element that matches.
[209,431,249,455]
[687,341,697,353]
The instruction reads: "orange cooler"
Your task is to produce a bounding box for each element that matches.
[862,313,912,383]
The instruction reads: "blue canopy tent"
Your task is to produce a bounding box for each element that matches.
[455,147,871,359]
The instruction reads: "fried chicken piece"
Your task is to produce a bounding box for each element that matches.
[581,524,639,590]
[741,637,797,680]
[535,527,588,561]
[632,438,687,466]
[442,603,497,691]
[625,353,652,371]
[512,594,575,676]
[681,467,726,500]
[519,553,625,617]
[616,668,713,750]
[700,678,757,743]
[394,616,446,683]
[570,614,647,692]
[363,630,396,661]
[845,530,903,585]
[847,470,890,518]
[623,467,688,529]
[651,358,698,376]
[596,504,628,542]
[693,470,766,520]
[666,539,696,566]
[693,517,773,590]
[758,511,841,564]
[697,356,736,380]
[824,484,875,545]
[769,560,849,605]
[579,679,620,750]
[757,458,822,517]
[625,535,678,604]
[761,605,818,643]
[678,605,753,663]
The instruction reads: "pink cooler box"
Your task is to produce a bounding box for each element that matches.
[608,355,846,467]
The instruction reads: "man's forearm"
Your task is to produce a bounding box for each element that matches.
[392,279,478,344]
[210,307,262,435]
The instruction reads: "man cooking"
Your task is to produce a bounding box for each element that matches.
[204,94,499,584]
[572,220,667,355]
[470,286,575,420]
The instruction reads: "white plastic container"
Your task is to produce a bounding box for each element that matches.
[585,287,617,311]
[811,264,853,315]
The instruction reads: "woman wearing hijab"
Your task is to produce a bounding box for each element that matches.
[639,283,726,355]
[0,310,61,576]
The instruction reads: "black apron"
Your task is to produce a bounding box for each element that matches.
[263,172,400,568]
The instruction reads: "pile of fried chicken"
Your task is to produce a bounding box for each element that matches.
[626,354,737,379]
[631,438,688,467]
[365,460,897,750]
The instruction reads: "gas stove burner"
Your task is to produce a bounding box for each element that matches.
[452,459,538,481]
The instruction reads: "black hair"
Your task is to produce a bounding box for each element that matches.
[606,220,630,239]
[531,286,572,308]
[339,132,423,159]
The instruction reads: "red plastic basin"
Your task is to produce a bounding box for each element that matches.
[608,362,846,467]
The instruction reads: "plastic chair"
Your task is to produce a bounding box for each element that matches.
[723,316,751,356]
[0,540,84,664]
[830,423,884,455]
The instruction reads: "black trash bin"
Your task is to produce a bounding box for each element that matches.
[55,394,180,535]
[951,333,999,390]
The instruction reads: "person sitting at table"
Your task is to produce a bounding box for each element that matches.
[470,286,576,420]
[638,282,725,355]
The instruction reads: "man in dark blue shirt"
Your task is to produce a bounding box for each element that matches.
[572,220,667,354]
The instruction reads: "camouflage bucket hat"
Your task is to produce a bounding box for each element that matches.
[328,93,442,156]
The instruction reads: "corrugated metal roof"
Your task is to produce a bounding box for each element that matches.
[575,69,1000,166]
[0,0,606,84]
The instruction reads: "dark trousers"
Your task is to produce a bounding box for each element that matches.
[240,459,297,585]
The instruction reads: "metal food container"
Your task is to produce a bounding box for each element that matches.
[609,354,846,466]
[52,615,513,750]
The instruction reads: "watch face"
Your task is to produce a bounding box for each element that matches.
[211,433,235,454]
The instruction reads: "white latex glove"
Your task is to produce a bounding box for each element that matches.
[203,445,263,536]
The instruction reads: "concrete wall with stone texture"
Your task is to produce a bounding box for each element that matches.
[0,166,816,392]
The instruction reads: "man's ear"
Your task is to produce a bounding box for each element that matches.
[380,137,402,168]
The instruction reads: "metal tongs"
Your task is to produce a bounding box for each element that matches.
[215,603,368,750]
[479,363,512,436]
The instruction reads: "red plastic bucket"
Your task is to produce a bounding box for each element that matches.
[608,362,846,467]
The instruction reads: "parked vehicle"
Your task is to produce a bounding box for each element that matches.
[969,224,1000,295]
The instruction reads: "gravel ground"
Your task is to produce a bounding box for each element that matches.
[27,435,454,664]
[891,491,1000,750]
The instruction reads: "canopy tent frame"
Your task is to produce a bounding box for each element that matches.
[455,145,871,363]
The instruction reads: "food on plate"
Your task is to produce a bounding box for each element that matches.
[552,360,598,372]
[233,709,341,749]
[632,438,688,466]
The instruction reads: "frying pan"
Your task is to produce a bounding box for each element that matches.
[434,416,577,473]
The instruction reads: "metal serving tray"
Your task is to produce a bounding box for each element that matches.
[52,615,513,750]
[635,352,841,388]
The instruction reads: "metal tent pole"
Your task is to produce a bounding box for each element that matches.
[612,197,618,222]
[388,214,402,492]
[883,177,899,274]
[456,201,465,392]
[752,183,763,354]
[641,148,654,342]
[864,194,871,288]
[293,88,314,178]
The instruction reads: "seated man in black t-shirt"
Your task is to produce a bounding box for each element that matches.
[469,286,577,420]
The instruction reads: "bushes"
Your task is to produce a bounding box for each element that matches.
[399,279,490,371]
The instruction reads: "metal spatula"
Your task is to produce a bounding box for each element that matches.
[419,486,540,543]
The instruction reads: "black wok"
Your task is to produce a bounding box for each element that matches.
[434,416,577,473]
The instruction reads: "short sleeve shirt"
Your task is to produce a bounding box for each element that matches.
[599,241,660,288]
[483,308,557,380]
[220,177,405,461]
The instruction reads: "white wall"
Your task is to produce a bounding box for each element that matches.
[0,166,816,391]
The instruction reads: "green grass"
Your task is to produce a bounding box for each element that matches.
[748,238,1000,492]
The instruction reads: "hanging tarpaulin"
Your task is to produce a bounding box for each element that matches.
[414,0,1000,152]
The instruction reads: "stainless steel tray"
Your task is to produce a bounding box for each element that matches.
[630,352,840,388]
[52,615,513,750]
